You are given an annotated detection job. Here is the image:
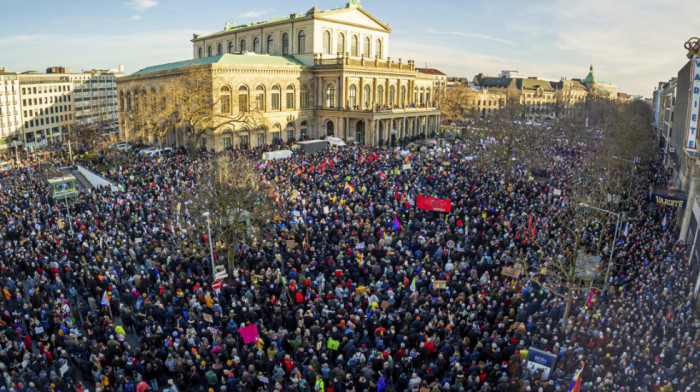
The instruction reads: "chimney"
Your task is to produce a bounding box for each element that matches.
[119,65,124,73]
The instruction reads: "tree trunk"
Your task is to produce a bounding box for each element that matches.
[562,288,573,329]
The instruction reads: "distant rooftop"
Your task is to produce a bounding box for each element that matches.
[416,67,446,76]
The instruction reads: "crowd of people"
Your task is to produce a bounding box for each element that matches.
[0,127,698,392]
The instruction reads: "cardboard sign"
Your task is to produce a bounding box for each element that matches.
[57,220,64,229]
[327,338,340,350]
[380,300,391,309]
[202,313,213,323]
[433,280,447,289]
[501,267,522,278]
[155,247,162,253]
[286,239,297,249]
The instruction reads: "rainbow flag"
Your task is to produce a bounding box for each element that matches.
[345,182,355,193]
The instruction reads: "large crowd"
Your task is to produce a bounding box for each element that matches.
[0,128,698,392]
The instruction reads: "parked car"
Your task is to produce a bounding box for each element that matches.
[116,142,132,152]
[139,146,158,155]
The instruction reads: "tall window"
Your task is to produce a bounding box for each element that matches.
[337,33,345,54]
[267,35,274,54]
[298,31,306,53]
[238,86,248,112]
[286,85,295,109]
[271,85,280,110]
[300,84,309,109]
[363,85,371,109]
[326,84,335,108]
[223,137,232,149]
[377,85,384,105]
[256,133,265,147]
[240,39,247,52]
[253,37,260,53]
[228,41,234,53]
[351,35,359,57]
[255,85,265,110]
[217,43,222,55]
[198,47,203,58]
[363,37,371,57]
[349,85,357,108]
[207,45,212,57]
[286,124,294,141]
[401,86,406,106]
[323,31,331,54]
[375,39,382,59]
[389,86,395,106]
[282,33,289,55]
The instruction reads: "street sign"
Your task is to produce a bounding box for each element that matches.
[212,280,223,290]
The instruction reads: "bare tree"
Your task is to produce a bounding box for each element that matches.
[126,65,267,149]
[441,84,479,121]
[177,154,282,275]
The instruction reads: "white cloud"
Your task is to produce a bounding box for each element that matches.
[426,29,516,46]
[131,15,142,21]
[239,9,271,19]
[126,0,158,12]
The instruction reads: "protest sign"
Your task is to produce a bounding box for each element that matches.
[416,196,452,212]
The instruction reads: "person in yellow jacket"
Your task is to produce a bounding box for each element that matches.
[314,375,324,391]
[115,325,126,337]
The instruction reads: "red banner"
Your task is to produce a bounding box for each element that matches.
[416,196,452,212]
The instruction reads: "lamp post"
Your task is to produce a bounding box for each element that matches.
[580,203,621,293]
[203,211,215,278]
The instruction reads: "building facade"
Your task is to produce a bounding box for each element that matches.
[0,66,121,155]
[0,69,23,156]
[117,1,443,150]
[461,66,620,119]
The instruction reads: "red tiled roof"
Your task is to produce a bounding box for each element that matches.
[416,67,446,76]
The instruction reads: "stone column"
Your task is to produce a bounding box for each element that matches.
[680,160,699,242]
[359,77,365,109]
[344,76,349,109]
[372,78,377,109]
[317,77,323,108]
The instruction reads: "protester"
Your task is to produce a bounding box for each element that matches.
[0,128,697,392]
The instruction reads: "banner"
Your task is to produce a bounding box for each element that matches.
[416,195,452,212]
[651,193,686,208]
[686,55,700,150]
[237,325,260,344]
[327,338,339,350]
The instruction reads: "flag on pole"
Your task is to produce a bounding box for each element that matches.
[410,277,416,292]
[393,215,401,231]
[101,291,110,307]
[379,171,386,180]
[569,363,585,392]
[345,182,355,193]
[662,213,667,227]
[356,253,364,266]
[237,325,260,344]
[623,221,629,237]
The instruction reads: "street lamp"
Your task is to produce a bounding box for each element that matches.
[579,202,621,293]
[203,211,215,278]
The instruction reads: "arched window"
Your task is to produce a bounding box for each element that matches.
[351,35,359,57]
[286,85,295,109]
[255,85,265,110]
[220,86,231,114]
[375,39,382,59]
[400,86,406,106]
[363,85,371,109]
[348,85,357,108]
[300,120,308,139]
[217,43,222,55]
[207,45,212,57]
[253,37,260,53]
[282,33,289,55]
[198,47,203,58]
[238,86,248,112]
[298,31,306,54]
[326,84,335,108]
[337,33,345,54]
[267,35,274,54]
[323,31,331,54]
[228,41,234,53]
[300,84,309,109]
[389,86,395,106]
[286,122,295,141]
[240,39,247,52]
[271,85,280,110]
[377,85,384,105]
[363,37,371,57]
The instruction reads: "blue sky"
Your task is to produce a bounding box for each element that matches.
[1,0,699,97]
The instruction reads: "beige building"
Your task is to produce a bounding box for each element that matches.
[0,68,22,155]
[462,66,620,119]
[0,66,122,153]
[117,1,443,150]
